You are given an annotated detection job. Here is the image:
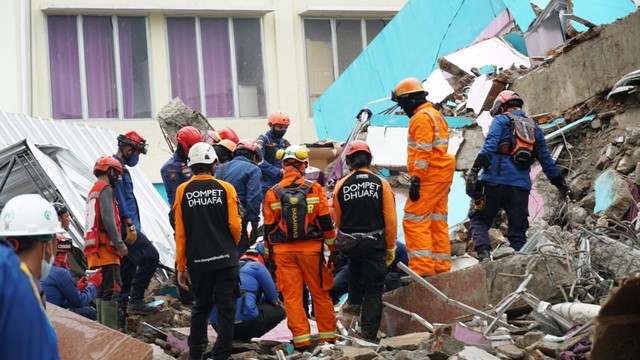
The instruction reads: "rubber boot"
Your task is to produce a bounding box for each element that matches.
[127,286,157,315]
[102,301,119,330]
[96,299,103,324]
[117,301,128,330]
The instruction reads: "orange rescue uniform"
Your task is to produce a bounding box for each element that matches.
[404,102,456,276]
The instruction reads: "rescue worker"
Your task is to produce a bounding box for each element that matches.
[85,156,129,329]
[52,200,72,231]
[113,131,160,317]
[466,91,569,261]
[256,111,292,194]
[332,140,397,341]
[0,194,63,360]
[263,145,337,352]
[215,139,263,255]
[213,139,237,164]
[161,126,202,306]
[384,241,409,291]
[391,78,456,277]
[41,234,102,320]
[174,142,242,360]
[208,249,286,341]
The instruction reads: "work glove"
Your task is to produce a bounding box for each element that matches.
[549,175,571,199]
[409,176,421,202]
[464,169,483,199]
[327,252,340,271]
[385,247,397,267]
[125,224,137,245]
[77,276,88,291]
[249,221,260,246]
[87,268,103,288]
[471,153,490,171]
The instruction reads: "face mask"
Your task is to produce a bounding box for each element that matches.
[39,242,54,280]
[126,153,139,167]
[271,129,286,139]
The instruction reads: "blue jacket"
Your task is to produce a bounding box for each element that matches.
[113,154,141,230]
[479,110,560,190]
[0,240,60,360]
[256,132,289,190]
[160,152,193,206]
[215,157,263,222]
[388,240,408,273]
[209,260,279,323]
[41,266,97,309]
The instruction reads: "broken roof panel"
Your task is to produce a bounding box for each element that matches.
[568,0,638,32]
[425,70,455,104]
[442,38,531,76]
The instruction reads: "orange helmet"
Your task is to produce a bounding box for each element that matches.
[490,90,524,116]
[93,155,123,176]
[215,139,237,153]
[240,249,265,265]
[176,126,202,152]
[391,77,427,102]
[345,140,372,156]
[268,111,291,126]
[117,131,148,154]
[217,127,239,144]
[235,138,257,153]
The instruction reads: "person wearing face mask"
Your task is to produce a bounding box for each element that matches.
[0,193,63,359]
[113,132,160,321]
[256,111,292,195]
[85,156,129,329]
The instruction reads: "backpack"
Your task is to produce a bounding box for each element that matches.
[268,180,323,243]
[499,113,538,169]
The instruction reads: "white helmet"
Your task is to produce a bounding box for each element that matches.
[0,194,65,237]
[187,142,218,167]
[277,145,309,163]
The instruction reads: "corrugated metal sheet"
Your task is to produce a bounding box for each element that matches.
[0,111,175,268]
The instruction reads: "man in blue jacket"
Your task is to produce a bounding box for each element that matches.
[256,111,291,195]
[466,91,569,261]
[113,131,159,316]
[215,139,263,256]
[209,249,285,341]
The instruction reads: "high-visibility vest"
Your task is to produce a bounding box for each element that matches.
[84,181,121,256]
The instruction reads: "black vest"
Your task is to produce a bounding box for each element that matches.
[336,171,385,233]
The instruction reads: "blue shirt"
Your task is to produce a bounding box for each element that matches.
[0,240,60,360]
[209,261,279,323]
[160,152,193,206]
[388,240,408,273]
[215,157,263,222]
[479,110,560,190]
[41,266,97,309]
[256,132,289,190]
[113,154,141,230]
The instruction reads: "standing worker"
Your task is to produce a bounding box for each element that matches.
[332,140,397,342]
[215,139,263,255]
[0,194,63,360]
[391,77,456,277]
[84,156,129,329]
[256,111,291,195]
[113,131,159,317]
[466,91,569,261]
[263,145,337,352]
[174,142,242,360]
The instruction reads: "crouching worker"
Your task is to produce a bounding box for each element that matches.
[41,234,102,320]
[209,249,285,341]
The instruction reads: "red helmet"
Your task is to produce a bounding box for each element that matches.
[235,138,257,153]
[217,127,239,144]
[490,90,524,116]
[117,131,148,154]
[240,249,265,265]
[93,156,123,176]
[268,111,291,126]
[345,140,372,156]
[176,126,202,152]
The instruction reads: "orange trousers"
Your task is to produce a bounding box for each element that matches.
[403,181,452,276]
[275,251,336,347]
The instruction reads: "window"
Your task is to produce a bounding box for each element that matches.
[304,18,390,113]
[47,15,151,119]
[167,17,266,118]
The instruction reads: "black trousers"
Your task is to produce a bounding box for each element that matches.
[346,234,386,339]
[232,303,286,341]
[189,266,239,360]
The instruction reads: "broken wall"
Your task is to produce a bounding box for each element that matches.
[512,9,640,114]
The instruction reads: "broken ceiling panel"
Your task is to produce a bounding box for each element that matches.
[466,75,494,114]
[441,38,531,76]
[425,70,455,104]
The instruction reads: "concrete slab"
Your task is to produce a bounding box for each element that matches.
[47,304,153,360]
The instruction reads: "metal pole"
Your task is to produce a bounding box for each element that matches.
[383,301,434,332]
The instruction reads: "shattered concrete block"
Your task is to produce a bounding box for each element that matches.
[492,246,516,260]
[604,144,619,159]
[496,344,525,359]
[379,332,431,351]
[566,206,589,228]
[634,162,640,185]
[392,349,431,360]
[448,346,500,360]
[337,346,377,360]
[524,340,561,359]
[489,229,509,249]
[427,334,466,360]
[456,128,487,171]
[615,149,640,174]
[590,117,602,130]
[140,308,173,327]
[595,154,612,170]
[593,169,634,220]
[229,351,259,359]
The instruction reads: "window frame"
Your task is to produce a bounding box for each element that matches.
[165,16,267,119]
[46,14,153,120]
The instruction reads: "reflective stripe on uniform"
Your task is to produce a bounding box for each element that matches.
[408,249,433,259]
[408,140,433,150]
[414,160,429,169]
[324,237,335,245]
[432,253,452,260]
[307,197,320,204]
[434,139,449,147]
[270,202,281,210]
[404,212,447,222]
[430,213,447,221]
[293,333,311,344]
[319,331,336,340]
